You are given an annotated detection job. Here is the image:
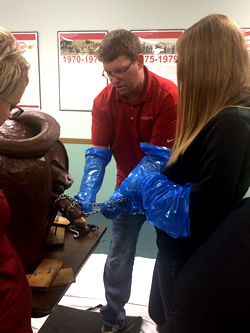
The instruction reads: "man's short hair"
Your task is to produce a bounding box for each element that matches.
[98,29,142,63]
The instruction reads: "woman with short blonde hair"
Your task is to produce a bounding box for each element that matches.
[0,27,32,333]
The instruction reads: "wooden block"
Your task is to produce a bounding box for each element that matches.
[51,268,75,287]
[27,258,63,291]
[46,226,65,245]
[53,216,70,227]
[27,268,75,287]
[73,216,88,227]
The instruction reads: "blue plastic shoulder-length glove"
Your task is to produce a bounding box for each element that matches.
[100,187,145,219]
[74,147,112,212]
[120,171,192,239]
[100,188,125,220]
[101,142,171,219]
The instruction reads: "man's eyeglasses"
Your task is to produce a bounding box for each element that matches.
[0,96,25,120]
[102,58,136,80]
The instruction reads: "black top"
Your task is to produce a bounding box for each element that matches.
[166,197,250,332]
[156,106,250,260]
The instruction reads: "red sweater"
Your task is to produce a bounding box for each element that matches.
[0,190,32,333]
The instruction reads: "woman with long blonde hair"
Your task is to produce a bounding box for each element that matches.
[171,13,250,163]
[120,14,250,331]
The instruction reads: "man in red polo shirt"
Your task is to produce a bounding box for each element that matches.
[75,29,178,333]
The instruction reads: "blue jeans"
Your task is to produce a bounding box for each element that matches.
[100,211,146,329]
[148,251,186,328]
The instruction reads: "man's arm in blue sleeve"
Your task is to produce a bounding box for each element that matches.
[75,147,112,212]
[101,142,171,219]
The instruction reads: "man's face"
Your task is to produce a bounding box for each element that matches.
[102,55,143,98]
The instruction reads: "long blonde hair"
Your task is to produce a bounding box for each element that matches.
[0,27,30,100]
[169,14,250,164]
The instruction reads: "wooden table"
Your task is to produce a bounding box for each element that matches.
[31,224,106,318]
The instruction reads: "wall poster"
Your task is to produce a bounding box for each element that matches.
[242,28,250,53]
[131,30,184,85]
[12,32,41,110]
[58,31,108,111]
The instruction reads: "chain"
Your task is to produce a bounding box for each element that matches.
[54,193,130,218]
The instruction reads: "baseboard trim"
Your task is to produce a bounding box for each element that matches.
[59,138,91,144]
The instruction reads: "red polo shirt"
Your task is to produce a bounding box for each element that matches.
[91,66,178,186]
[0,190,32,332]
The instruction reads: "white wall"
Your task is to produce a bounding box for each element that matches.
[1,0,250,139]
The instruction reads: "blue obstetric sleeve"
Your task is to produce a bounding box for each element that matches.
[75,147,112,212]
[101,142,171,218]
[121,171,192,239]
[122,142,172,214]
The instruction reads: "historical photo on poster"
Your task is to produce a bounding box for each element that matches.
[58,31,107,111]
[132,30,184,85]
[12,32,41,110]
[242,28,250,53]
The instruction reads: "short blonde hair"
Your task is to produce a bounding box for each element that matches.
[169,14,250,164]
[0,27,30,100]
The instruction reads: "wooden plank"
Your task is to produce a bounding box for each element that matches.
[73,216,88,227]
[28,258,63,291]
[46,226,65,245]
[27,268,75,287]
[51,268,75,287]
[59,138,91,144]
[53,216,70,227]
